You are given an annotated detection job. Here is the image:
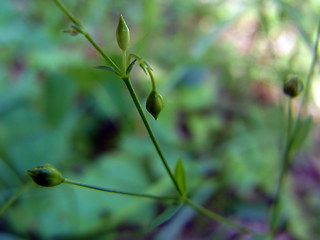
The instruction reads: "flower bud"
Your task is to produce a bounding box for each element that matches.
[63,29,79,36]
[146,90,164,120]
[283,75,304,98]
[26,164,65,187]
[116,14,130,51]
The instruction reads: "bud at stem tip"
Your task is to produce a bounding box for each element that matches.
[116,14,130,51]
[283,75,304,98]
[26,164,65,187]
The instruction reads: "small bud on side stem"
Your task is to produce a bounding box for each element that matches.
[283,75,304,98]
[26,164,65,187]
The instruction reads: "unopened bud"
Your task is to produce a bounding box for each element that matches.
[283,75,304,98]
[116,14,130,51]
[146,90,164,120]
[63,29,79,36]
[26,164,65,187]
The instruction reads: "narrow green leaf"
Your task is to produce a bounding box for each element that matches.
[150,202,182,229]
[126,59,137,75]
[291,116,312,151]
[174,158,187,195]
[95,66,120,76]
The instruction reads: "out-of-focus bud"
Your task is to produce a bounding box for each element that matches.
[146,90,164,120]
[63,28,79,36]
[283,75,304,98]
[26,164,65,187]
[116,14,130,51]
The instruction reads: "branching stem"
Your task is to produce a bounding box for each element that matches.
[52,0,257,235]
[53,0,121,74]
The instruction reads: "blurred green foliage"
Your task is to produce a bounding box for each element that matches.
[0,0,320,239]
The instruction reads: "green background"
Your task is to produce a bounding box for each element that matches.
[0,0,319,239]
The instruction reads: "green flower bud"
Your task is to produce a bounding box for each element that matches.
[283,75,304,98]
[116,14,130,51]
[26,164,65,187]
[63,28,79,36]
[146,90,164,120]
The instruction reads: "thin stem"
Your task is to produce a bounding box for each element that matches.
[287,99,293,141]
[147,68,156,91]
[297,18,320,119]
[52,0,121,74]
[0,181,32,218]
[269,20,320,237]
[122,77,182,195]
[269,99,294,236]
[184,198,254,234]
[64,179,176,201]
[269,148,291,236]
[0,155,24,183]
[82,33,121,74]
[122,50,127,73]
[53,0,81,26]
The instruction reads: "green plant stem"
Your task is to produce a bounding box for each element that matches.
[122,50,127,73]
[147,68,156,91]
[269,99,294,236]
[53,0,81,26]
[184,198,254,234]
[0,181,32,218]
[64,179,176,201]
[287,99,293,140]
[296,18,320,120]
[122,77,182,195]
[269,145,291,236]
[0,154,24,183]
[82,32,121,74]
[269,20,320,237]
[53,0,121,74]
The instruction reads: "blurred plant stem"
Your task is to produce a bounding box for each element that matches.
[269,99,293,236]
[53,0,254,234]
[297,19,320,119]
[0,142,24,183]
[0,181,32,218]
[269,19,320,237]
[64,179,176,201]
[184,198,254,234]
